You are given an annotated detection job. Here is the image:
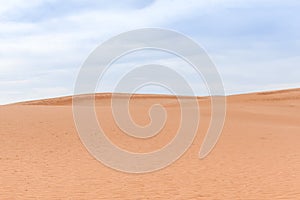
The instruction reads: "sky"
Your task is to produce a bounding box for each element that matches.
[0,0,300,104]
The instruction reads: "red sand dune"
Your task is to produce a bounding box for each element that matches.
[1,89,300,199]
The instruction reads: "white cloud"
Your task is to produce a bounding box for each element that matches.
[0,0,299,104]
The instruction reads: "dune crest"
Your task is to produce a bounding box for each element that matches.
[9,88,300,106]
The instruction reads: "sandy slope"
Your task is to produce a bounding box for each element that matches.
[0,89,300,199]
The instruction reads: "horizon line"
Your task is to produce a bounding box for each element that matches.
[2,86,299,106]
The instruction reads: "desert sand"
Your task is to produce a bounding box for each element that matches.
[0,88,299,199]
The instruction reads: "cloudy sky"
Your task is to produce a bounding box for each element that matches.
[1,0,300,104]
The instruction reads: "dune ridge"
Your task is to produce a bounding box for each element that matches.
[8,88,300,106]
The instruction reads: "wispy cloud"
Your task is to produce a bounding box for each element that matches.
[0,0,300,104]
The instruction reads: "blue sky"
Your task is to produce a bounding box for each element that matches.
[0,0,300,104]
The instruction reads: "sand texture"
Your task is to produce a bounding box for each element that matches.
[1,89,300,199]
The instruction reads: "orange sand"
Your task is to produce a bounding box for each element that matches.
[0,89,299,199]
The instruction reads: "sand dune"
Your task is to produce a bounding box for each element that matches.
[1,89,300,199]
